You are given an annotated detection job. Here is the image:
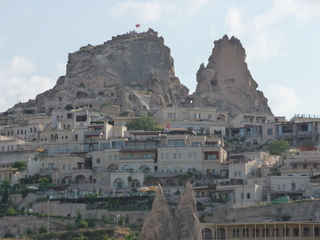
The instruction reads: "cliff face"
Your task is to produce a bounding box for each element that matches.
[5,29,189,116]
[188,35,273,117]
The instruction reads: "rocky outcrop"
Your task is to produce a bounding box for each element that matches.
[4,29,189,117]
[138,186,177,240]
[139,182,202,240]
[188,35,273,117]
[173,181,202,240]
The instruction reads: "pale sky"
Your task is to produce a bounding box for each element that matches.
[0,0,320,119]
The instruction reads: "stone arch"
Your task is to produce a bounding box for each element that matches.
[215,228,226,239]
[164,179,175,187]
[149,177,162,186]
[253,228,259,237]
[122,164,134,173]
[273,228,279,237]
[65,104,74,111]
[62,176,72,184]
[107,164,118,171]
[217,114,226,121]
[265,139,274,144]
[131,179,141,188]
[139,165,151,173]
[202,228,212,239]
[74,175,86,184]
[113,178,126,190]
[293,227,299,237]
[303,227,310,236]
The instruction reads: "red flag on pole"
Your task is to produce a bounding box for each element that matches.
[136,24,140,27]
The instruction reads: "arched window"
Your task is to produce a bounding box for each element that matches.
[202,228,212,239]
[303,227,310,236]
[243,228,249,237]
[283,228,289,237]
[215,228,225,239]
[293,227,299,237]
[263,228,269,237]
[253,228,259,237]
[315,227,320,236]
[233,229,239,237]
[273,228,279,237]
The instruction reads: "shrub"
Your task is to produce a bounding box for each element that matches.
[85,217,96,227]
[4,230,14,238]
[66,222,74,230]
[101,214,113,224]
[77,219,88,229]
[38,225,47,234]
[27,226,33,234]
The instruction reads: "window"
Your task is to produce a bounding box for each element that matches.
[30,128,32,133]
[192,142,201,147]
[235,172,237,177]
[166,154,169,159]
[208,114,212,119]
[313,163,318,169]
[142,154,152,159]
[96,158,101,164]
[283,184,286,190]
[114,155,118,160]
[303,164,307,169]
[63,165,66,170]
[68,164,72,170]
[178,153,182,159]
[247,193,250,199]
[168,140,184,147]
[277,185,280,190]
[17,130,19,134]
[207,154,217,161]
[193,153,197,158]
[267,129,273,135]
[239,171,242,177]
[188,153,192,158]
[109,155,113,161]
[292,164,297,169]
[125,155,134,159]
[161,154,164,159]
[48,163,54,170]
[173,154,177,159]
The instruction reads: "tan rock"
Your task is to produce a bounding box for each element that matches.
[138,185,177,240]
[173,181,202,240]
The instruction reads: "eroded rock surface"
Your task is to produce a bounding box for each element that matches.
[138,186,177,240]
[188,35,273,117]
[139,182,202,240]
[5,29,189,117]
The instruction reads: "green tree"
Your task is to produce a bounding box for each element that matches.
[0,177,11,205]
[12,161,26,173]
[21,186,31,199]
[267,140,290,155]
[126,115,159,131]
[66,222,74,230]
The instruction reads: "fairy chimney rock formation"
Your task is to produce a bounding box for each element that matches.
[139,182,202,240]
[189,35,273,117]
[174,181,202,240]
[138,185,177,240]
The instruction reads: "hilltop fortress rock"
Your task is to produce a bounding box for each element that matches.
[5,29,189,117]
[188,35,273,117]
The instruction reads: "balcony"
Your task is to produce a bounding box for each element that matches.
[84,130,103,136]
[119,158,155,164]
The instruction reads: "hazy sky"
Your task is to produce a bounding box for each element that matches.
[0,0,319,119]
